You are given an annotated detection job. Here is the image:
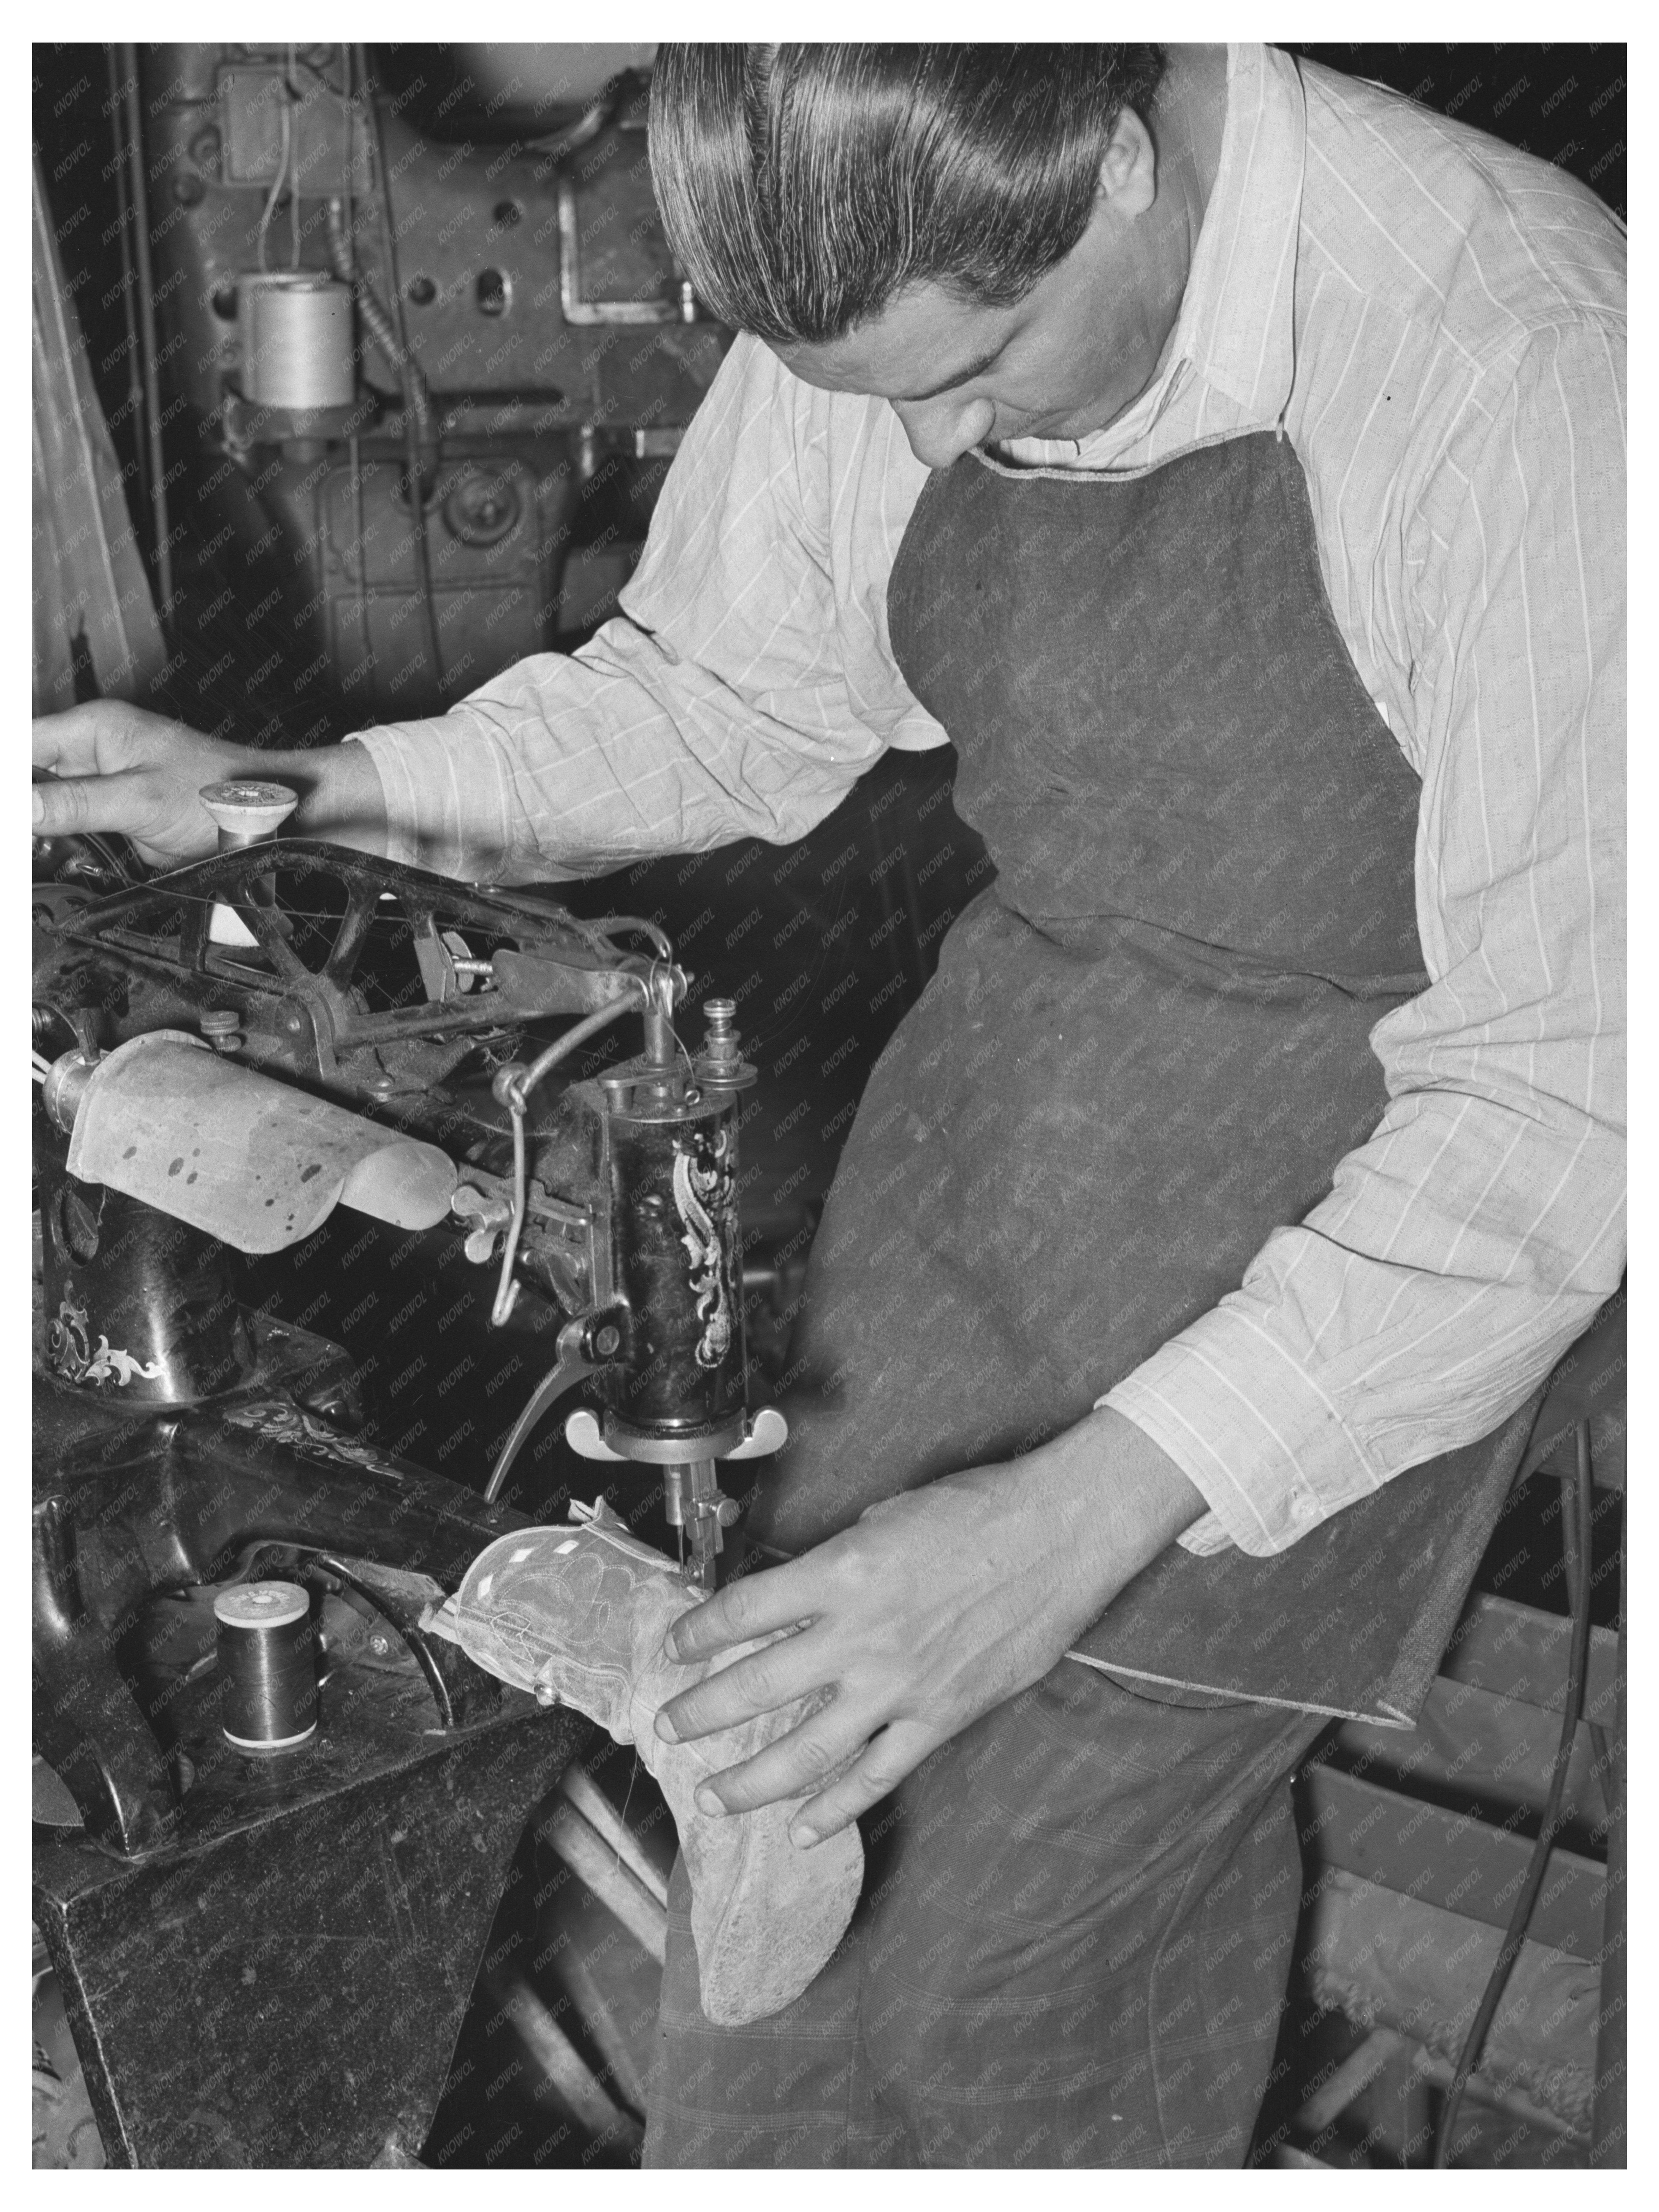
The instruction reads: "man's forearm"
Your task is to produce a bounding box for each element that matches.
[1024,1404,1207,1606]
[250,738,389,855]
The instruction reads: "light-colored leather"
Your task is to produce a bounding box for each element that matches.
[425,1509,863,2025]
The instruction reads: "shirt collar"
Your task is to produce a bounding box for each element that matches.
[1178,43,1305,422]
[1010,43,1306,467]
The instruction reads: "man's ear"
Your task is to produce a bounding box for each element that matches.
[1098,107,1158,219]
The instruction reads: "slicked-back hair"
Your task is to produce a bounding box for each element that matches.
[648,44,1169,346]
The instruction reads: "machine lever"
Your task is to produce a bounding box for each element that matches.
[482,1312,623,1504]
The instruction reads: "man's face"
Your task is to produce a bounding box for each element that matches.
[773,104,1196,468]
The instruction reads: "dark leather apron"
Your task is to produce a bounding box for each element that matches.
[744,431,1538,1725]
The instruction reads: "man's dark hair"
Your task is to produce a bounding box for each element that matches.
[648,44,1169,345]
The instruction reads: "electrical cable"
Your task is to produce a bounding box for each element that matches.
[323,195,443,690]
[103,47,148,519]
[120,44,174,637]
[1431,1419,1596,2167]
[324,217,414,393]
[289,46,302,269]
[1559,1474,1613,1786]
[354,44,446,697]
[526,91,618,170]
[588,913,675,961]
[338,44,357,280]
[489,994,643,1326]
[324,202,411,394]
[285,50,349,97]
[256,94,294,273]
[340,46,369,671]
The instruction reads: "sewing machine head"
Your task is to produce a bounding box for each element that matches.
[32,796,782,1864]
[33,797,782,1564]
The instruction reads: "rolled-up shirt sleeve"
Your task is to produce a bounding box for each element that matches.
[352,336,926,882]
[1105,321,1627,1556]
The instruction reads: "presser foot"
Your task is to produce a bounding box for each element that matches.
[663,1459,740,1591]
[564,1406,787,1588]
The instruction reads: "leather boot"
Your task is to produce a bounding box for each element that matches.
[423,1502,864,2025]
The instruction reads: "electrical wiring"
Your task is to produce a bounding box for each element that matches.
[341,45,369,665]
[284,49,349,98]
[102,47,147,517]
[355,46,446,697]
[289,46,302,269]
[587,914,675,962]
[256,94,294,274]
[489,995,644,1326]
[525,92,616,170]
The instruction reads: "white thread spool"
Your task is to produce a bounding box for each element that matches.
[236,270,315,386]
[240,273,354,408]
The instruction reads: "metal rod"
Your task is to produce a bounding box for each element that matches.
[1294,2026,1406,2134]
[557,1764,669,1909]
[1432,1422,1597,2166]
[1589,1510,1626,2167]
[538,1797,668,1964]
[482,1968,633,2140]
[120,46,172,636]
[103,47,147,518]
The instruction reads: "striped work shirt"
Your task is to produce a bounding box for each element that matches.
[358,43,1626,1557]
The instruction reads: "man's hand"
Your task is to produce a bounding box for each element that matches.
[32,702,388,869]
[655,1407,1205,1846]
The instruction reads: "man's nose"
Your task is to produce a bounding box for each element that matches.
[892,394,997,469]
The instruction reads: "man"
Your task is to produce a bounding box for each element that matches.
[34,45,1623,2168]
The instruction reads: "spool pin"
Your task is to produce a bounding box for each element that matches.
[198,779,297,947]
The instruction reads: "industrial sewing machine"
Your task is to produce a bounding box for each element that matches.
[31,792,782,2165]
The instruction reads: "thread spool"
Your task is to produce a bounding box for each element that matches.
[239,273,354,408]
[198,778,299,848]
[214,1581,318,1754]
[235,270,316,386]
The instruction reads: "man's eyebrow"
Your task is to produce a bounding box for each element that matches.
[889,339,1007,405]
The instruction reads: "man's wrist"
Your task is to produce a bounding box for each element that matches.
[246,740,389,856]
[1034,1404,1207,1587]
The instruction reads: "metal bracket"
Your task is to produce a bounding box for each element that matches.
[724,1405,789,1460]
[564,1408,626,1463]
[557,177,696,325]
[566,1402,787,1466]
